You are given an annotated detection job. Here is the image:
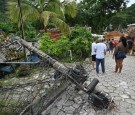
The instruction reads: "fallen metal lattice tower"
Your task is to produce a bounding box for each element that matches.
[0,37,87,115]
[0,37,113,115]
[0,61,71,115]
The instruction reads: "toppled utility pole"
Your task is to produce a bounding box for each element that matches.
[17,37,113,112]
[18,37,86,91]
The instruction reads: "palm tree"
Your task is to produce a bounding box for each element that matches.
[7,0,77,33]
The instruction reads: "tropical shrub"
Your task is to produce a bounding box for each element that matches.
[24,30,37,42]
[0,22,17,33]
[69,26,92,59]
[39,33,70,58]
[39,26,93,61]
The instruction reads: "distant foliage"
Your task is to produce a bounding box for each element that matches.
[110,3,135,29]
[66,0,129,33]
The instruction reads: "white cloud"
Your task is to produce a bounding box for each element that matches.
[127,0,135,7]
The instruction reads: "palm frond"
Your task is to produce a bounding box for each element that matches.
[6,2,19,22]
[46,0,65,20]
[21,3,40,21]
[64,1,77,18]
[41,11,57,27]
[50,17,70,34]
[7,1,40,23]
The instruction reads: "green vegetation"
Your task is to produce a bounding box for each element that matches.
[7,0,77,33]
[0,0,7,21]
[0,22,17,33]
[110,3,135,29]
[0,0,134,36]
[0,0,135,60]
[39,33,70,57]
[0,80,12,87]
[66,0,131,33]
[39,26,92,61]
[70,26,92,59]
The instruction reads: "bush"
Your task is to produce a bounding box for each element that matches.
[0,22,17,33]
[69,26,93,59]
[24,30,37,42]
[39,33,70,58]
[39,26,93,61]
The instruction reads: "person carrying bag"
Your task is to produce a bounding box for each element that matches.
[113,36,128,73]
[116,51,126,60]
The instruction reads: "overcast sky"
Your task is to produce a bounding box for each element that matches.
[127,0,135,7]
[64,0,135,7]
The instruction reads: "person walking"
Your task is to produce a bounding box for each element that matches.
[113,36,128,73]
[109,39,114,54]
[91,38,97,69]
[95,39,107,74]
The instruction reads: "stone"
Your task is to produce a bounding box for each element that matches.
[120,101,132,108]
[125,99,135,105]
[120,94,131,99]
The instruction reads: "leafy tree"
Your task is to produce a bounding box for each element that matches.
[67,0,129,33]
[0,0,17,34]
[0,0,8,22]
[110,3,135,29]
[0,0,7,13]
[7,0,77,33]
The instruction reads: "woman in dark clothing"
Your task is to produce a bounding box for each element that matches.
[109,39,114,54]
[113,36,128,73]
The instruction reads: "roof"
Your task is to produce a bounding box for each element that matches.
[104,31,124,39]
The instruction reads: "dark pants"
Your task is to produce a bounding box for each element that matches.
[96,58,105,73]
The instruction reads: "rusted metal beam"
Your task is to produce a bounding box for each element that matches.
[18,37,87,92]
[15,37,86,114]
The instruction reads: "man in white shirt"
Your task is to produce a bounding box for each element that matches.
[91,38,97,69]
[95,39,107,74]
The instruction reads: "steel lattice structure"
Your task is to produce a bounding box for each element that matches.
[0,37,85,115]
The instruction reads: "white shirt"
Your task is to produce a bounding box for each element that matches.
[95,43,106,59]
[91,42,96,55]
